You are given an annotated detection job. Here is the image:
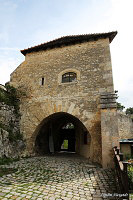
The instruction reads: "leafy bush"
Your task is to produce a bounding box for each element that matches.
[128,164,133,190]
[0,167,17,177]
[124,154,133,160]
[0,157,19,165]
[126,107,133,115]
[0,121,23,142]
[0,84,24,142]
[0,84,20,115]
[8,130,23,142]
[117,102,125,111]
[0,122,5,130]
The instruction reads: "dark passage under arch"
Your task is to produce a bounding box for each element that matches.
[34,112,91,156]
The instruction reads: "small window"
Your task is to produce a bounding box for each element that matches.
[62,72,77,83]
[41,77,44,85]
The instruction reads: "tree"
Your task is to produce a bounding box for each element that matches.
[126,107,133,115]
[117,102,125,111]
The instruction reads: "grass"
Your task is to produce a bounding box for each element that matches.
[0,157,20,165]
[129,193,133,199]
[0,157,19,177]
[0,168,17,177]
[84,182,89,186]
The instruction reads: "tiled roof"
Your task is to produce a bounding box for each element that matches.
[21,31,117,56]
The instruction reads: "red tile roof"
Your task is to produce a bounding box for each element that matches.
[21,31,117,56]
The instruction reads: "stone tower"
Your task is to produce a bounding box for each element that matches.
[10,31,119,168]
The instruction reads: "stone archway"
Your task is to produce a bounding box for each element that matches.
[32,112,91,158]
[19,100,102,164]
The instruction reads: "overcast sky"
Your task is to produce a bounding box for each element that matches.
[0,0,133,108]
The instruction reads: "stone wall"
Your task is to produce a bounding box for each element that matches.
[10,38,114,164]
[0,102,25,158]
[118,111,133,139]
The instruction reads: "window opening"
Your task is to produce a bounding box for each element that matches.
[62,72,77,83]
[41,77,44,85]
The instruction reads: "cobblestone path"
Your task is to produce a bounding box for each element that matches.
[0,154,119,200]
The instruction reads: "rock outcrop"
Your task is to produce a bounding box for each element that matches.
[0,87,25,158]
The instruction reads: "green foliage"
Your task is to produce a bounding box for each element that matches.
[0,84,24,142]
[0,157,18,176]
[7,120,23,142]
[128,165,133,190]
[0,121,23,142]
[0,122,23,145]
[62,123,74,129]
[126,107,133,115]
[63,140,68,149]
[124,154,133,160]
[0,168,17,177]
[0,84,20,115]
[0,157,19,165]
[8,130,23,142]
[117,102,125,111]
[0,122,5,130]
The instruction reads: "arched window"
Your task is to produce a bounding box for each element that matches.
[58,69,80,84]
[62,72,77,83]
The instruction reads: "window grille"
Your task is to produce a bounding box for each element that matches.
[62,72,77,83]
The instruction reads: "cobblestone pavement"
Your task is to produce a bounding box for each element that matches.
[0,153,120,200]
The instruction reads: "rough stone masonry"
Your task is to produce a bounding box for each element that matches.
[9,31,122,168]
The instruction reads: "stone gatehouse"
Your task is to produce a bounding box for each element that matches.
[10,31,120,168]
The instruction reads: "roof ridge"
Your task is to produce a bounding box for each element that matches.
[21,31,117,56]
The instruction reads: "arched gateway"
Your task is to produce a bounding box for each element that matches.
[33,112,91,157]
[10,32,119,168]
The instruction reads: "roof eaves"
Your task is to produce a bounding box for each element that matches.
[21,31,117,56]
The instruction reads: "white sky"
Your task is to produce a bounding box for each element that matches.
[0,0,133,108]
